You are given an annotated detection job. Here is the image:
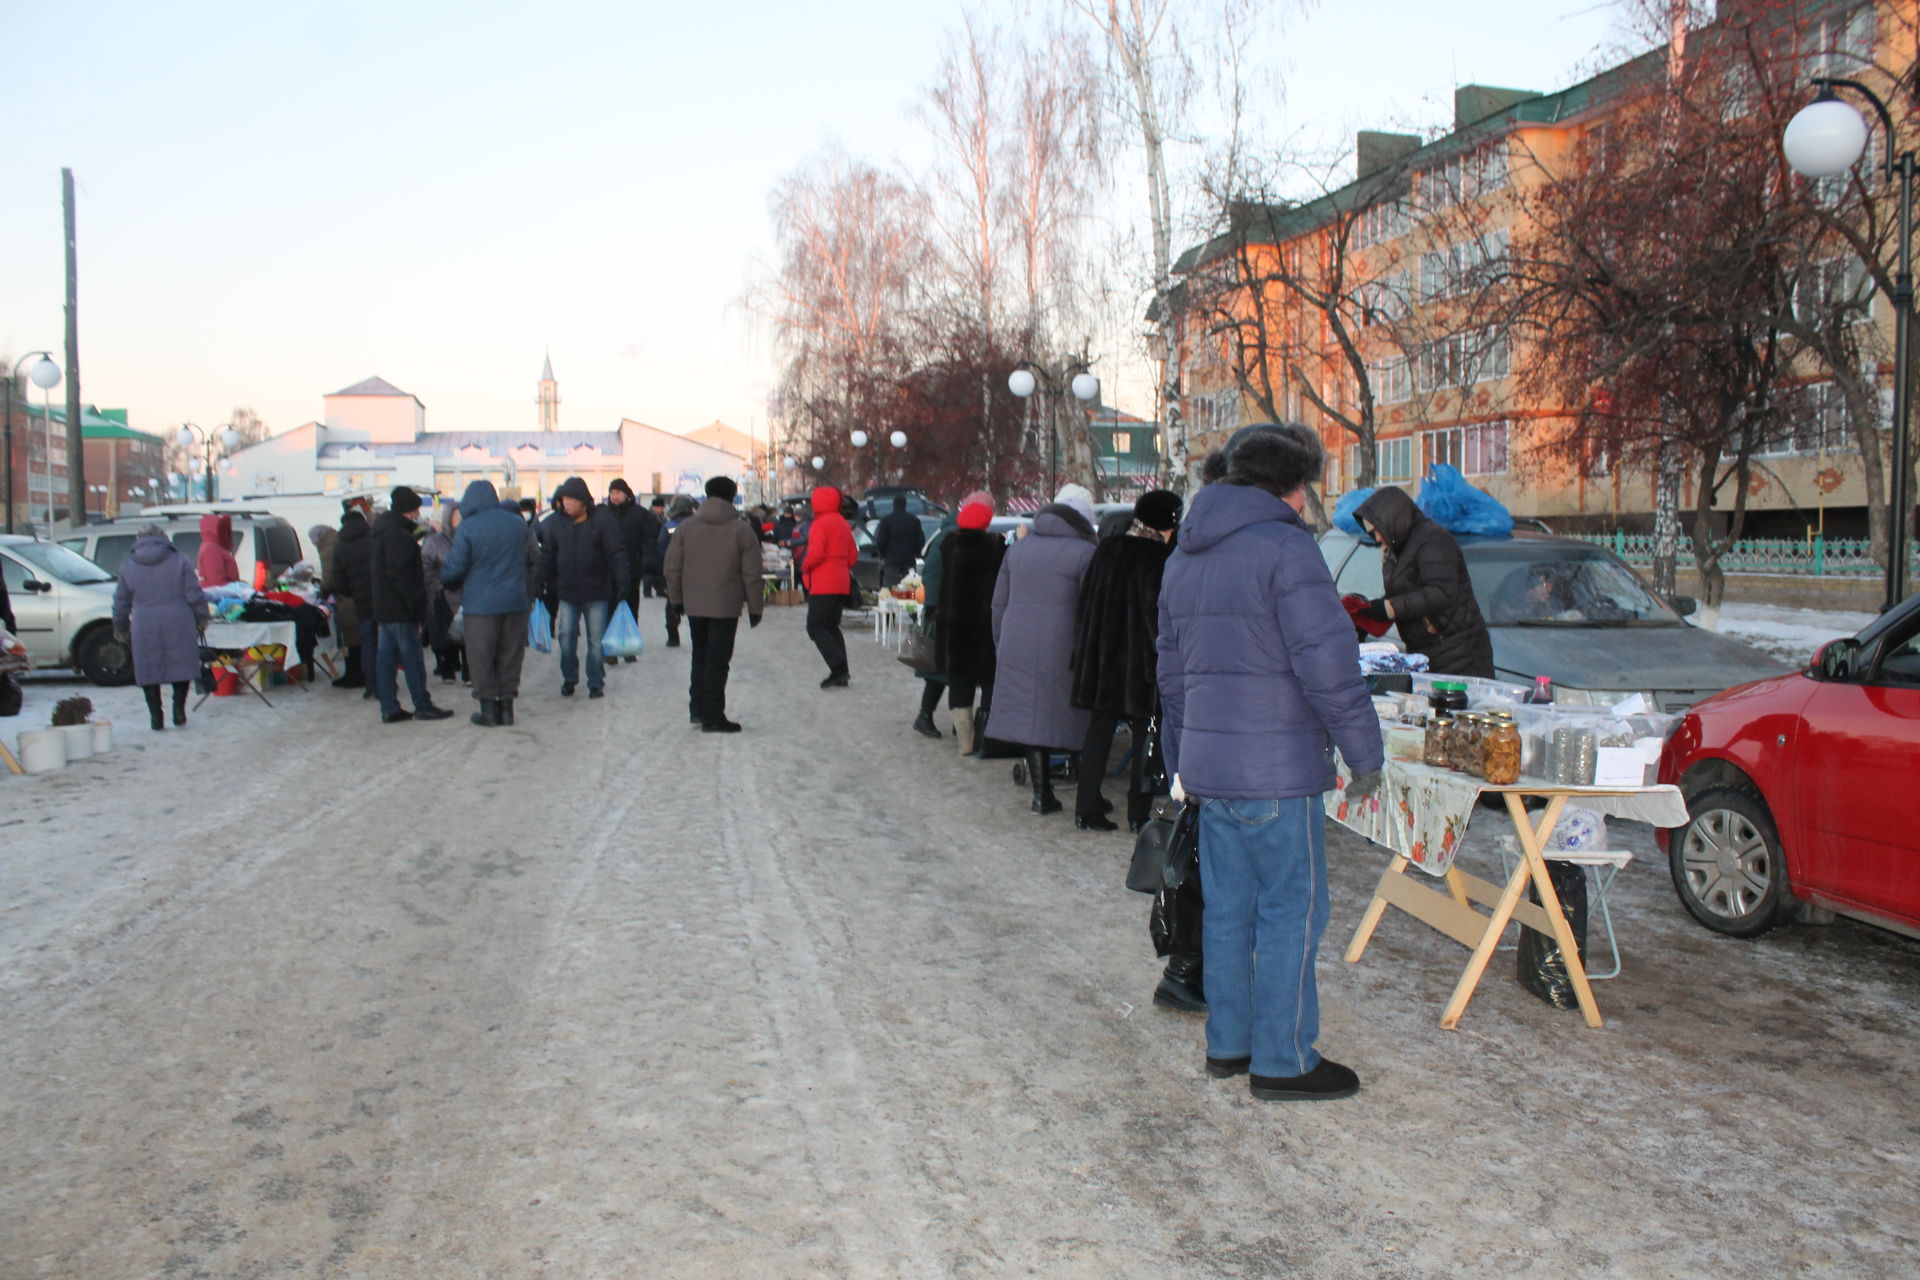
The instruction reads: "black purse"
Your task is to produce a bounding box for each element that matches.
[896,618,939,674]
[1127,797,1199,894]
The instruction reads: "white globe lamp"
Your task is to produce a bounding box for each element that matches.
[850,429,870,448]
[1070,372,1100,403]
[1783,97,1870,178]
[888,430,907,448]
[811,456,825,471]
[176,426,195,448]
[221,427,242,450]
[1007,368,1037,398]
[27,356,61,390]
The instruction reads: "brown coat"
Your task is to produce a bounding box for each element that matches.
[664,498,764,620]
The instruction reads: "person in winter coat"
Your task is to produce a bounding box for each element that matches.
[991,484,1099,814]
[872,494,926,588]
[113,524,209,731]
[439,479,540,727]
[1069,489,1182,833]
[1349,485,1494,678]
[420,503,467,683]
[906,497,971,738]
[603,478,651,661]
[1157,424,1382,1102]
[369,486,455,724]
[640,494,666,599]
[196,513,240,587]
[934,496,1004,755]
[310,523,357,686]
[664,476,764,732]
[800,486,859,687]
[540,475,630,698]
[657,495,697,646]
[328,505,377,694]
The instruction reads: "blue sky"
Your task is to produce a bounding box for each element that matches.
[0,1,1635,446]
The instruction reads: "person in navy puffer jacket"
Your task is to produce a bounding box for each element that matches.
[1156,422,1383,1104]
[439,480,541,727]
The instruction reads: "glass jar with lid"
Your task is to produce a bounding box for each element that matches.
[1423,714,1455,768]
[1448,712,1481,773]
[1483,712,1522,785]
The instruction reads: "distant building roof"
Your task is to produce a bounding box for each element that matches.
[328,375,417,399]
[317,430,626,462]
[30,403,164,442]
[541,353,554,382]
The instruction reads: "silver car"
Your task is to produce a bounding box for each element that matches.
[0,535,132,685]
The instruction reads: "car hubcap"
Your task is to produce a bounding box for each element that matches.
[1679,809,1771,919]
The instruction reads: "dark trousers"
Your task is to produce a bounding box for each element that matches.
[375,620,432,716]
[642,572,667,599]
[1077,714,1152,824]
[806,595,847,676]
[464,612,528,702]
[687,615,739,725]
[947,676,988,710]
[664,598,683,645]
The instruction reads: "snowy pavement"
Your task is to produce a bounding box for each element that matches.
[2,604,1917,1277]
[1698,601,1878,665]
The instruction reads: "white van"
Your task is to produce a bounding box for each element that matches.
[0,535,132,684]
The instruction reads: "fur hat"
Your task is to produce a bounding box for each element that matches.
[389,485,422,514]
[1133,489,1182,531]
[705,475,738,501]
[1052,482,1096,529]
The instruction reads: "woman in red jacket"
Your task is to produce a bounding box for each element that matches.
[196,513,240,587]
[800,485,858,687]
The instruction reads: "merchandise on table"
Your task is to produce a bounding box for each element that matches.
[1484,712,1522,785]
[1424,714,1455,768]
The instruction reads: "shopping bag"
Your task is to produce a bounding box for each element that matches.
[896,619,938,674]
[1417,463,1513,537]
[1333,487,1375,536]
[447,607,465,645]
[604,602,643,658]
[528,599,553,654]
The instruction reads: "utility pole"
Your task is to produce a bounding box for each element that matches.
[63,168,85,528]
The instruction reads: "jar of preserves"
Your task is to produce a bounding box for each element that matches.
[1449,713,1481,773]
[1484,713,1522,785]
[1428,681,1469,716]
[1423,714,1455,768]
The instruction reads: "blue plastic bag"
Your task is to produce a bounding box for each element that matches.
[1333,487,1375,536]
[604,602,643,658]
[528,599,553,654]
[1416,464,1513,537]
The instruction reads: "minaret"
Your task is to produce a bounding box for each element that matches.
[537,353,560,432]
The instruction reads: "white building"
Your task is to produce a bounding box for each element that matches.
[221,366,747,507]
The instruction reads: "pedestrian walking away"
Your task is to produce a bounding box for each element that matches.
[541,476,631,698]
[801,485,858,688]
[1350,484,1495,679]
[421,501,468,684]
[933,493,1002,755]
[330,503,379,697]
[664,475,764,733]
[873,493,926,590]
[658,496,697,647]
[641,494,667,599]
[113,523,209,731]
[908,498,974,738]
[1157,423,1382,1101]
[438,479,540,727]
[369,486,455,723]
[991,483,1099,815]
[604,478,652,660]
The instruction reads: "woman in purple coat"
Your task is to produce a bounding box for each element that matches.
[113,525,209,731]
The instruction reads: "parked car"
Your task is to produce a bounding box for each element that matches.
[1317,527,1787,711]
[859,486,948,520]
[849,523,884,594]
[1657,593,1920,939]
[59,512,304,583]
[0,535,133,684]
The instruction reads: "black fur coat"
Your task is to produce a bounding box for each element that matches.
[1069,531,1172,718]
[934,528,1006,686]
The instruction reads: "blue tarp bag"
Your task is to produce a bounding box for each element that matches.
[528,598,553,654]
[1417,464,1513,537]
[603,602,643,658]
[1333,487,1375,536]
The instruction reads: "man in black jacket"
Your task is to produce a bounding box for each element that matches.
[369,486,454,723]
[640,495,666,598]
[871,494,925,589]
[541,475,630,697]
[1351,485,1495,677]
[603,478,652,662]
[330,503,378,696]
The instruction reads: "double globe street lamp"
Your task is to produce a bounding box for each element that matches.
[1008,361,1099,496]
[1784,77,1915,609]
[5,351,62,533]
[176,422,242,503]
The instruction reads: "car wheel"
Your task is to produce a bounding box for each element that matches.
[77,624,135,686]
[1670,786,1788,937]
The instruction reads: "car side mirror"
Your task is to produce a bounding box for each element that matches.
[22,578,51,593]
[1815,637,1861,681]
[1670,595,1699,617]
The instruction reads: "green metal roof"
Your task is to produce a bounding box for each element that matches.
[25,403,164,441]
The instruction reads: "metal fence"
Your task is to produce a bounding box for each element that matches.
[1573,531,1920,577]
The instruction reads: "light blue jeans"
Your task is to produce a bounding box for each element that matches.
[556,598,609,690]
[1197,795,1329,1078]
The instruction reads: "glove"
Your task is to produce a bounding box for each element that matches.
[1346,770,1383,804]
[113,626,131,645]
[1169,772,1186,803]
[1355,598,1391,624]
[749,613,763,629]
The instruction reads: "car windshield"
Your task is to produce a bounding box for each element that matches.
[8,540,117,585]
[1469,544,1677,626]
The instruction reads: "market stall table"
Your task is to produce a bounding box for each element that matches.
[197,620,302,709]
[1329,752,1689,1029]
[870,596,919,650]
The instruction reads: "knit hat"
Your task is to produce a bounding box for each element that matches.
[389,485,422,514]
[1052,482,1096,529]
[705,475,738,501]
[608,477,635,500]
[958,501,994,530]
[1133,489,1182,531]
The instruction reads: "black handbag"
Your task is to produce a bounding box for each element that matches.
[896,619,939,674]
[1127,797,1199,894]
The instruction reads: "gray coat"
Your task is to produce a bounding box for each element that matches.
[113,533,208,686]
[990,505,1097,750]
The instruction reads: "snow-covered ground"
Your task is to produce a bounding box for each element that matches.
[1698,601,1879,664]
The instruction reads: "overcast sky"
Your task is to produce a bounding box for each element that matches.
[0,1,1641,446]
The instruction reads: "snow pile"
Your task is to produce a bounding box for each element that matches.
[1697,602,1878,665]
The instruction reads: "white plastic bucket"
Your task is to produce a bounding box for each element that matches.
[19,729,65,774]
[90,719,113,753]
[60,723,95,761]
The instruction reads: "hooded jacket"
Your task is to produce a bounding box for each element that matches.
[988,505,1098,750]
[331,511,375,619]
[604,487,661,583]
[440,481,540,616]
[370,508,429,625]
[114,532,208,686]
[1351,485,1494,678]
[1069,527,1174,719]
[1156,483,1381,800]
[801,487,857,597]
[196,513,240,587]
[873,495,925,569]
[665,496,764,619]
[541,476,631,605]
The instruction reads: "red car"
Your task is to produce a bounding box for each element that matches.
[1657,594,1920,938]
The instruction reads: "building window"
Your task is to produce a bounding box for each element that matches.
[1367,356,1411,404]
[323,475,339,492]
[1810,7,1876,76]
[1415,328,1511,393]
[1464,421,1510,475]
[1417,142,1510,210]
[1422,427,1464,473]
[1354,197,1411,249]
[1110,430,1131,454]
[1377,436,1414,481]
[1793,257,1875,326]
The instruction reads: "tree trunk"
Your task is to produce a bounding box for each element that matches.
[1651,438,1683,598]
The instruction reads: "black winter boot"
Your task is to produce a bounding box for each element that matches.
[470,698,501,728]
[1026,749,1062,815]
[499,698,515,726]
[1154,951,1207,1013]
[172,682,188,727]
[143,685,165,731]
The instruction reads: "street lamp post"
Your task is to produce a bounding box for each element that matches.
[1007,360,1100,497]
[1785,78,1915,610]
[176,422,242,503]
[5,352,61,533]
[848,428,909,491]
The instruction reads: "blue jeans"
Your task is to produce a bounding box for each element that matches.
[557,599,609,690]
[1197,795,1329,1078]
[375,621,431,716]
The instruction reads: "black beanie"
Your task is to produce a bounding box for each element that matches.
[705,475,738,501]
[390,485,422,514]
[1133,489,1182,531]
[608,477,634,499]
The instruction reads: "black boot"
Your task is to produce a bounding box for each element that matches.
[143,685,165,732]
[912,682,942,738]
[172,683,188,727]
[1154,951,1207,1013]
[1026,749,1062,815]
[498,698,515,726]
[470,698,501,728]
